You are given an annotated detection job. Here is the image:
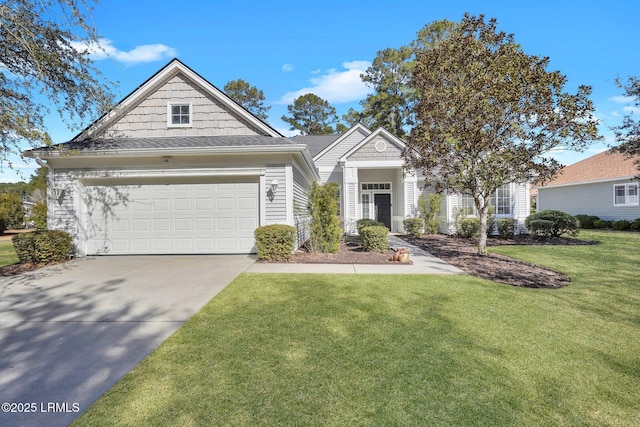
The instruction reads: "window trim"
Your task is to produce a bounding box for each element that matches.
[167,102,192,127]
[458,184,514,217]
[613,183,639,207]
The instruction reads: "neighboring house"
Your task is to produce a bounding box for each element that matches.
[25,59,530,256]
[536,150,640,220]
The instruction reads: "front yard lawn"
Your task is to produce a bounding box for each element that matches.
[75,230,639,426]
[0,240,19,268]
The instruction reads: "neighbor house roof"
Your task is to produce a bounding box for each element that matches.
[289,134,341,157]
[538,150,639,188]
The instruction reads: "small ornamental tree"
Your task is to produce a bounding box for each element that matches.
[405,14,600,255]
[307,182,341,253]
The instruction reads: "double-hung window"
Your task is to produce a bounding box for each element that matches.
[614,183,639,206]
[168,103,191,127]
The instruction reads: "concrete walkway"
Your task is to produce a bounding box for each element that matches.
[246,234,465,275]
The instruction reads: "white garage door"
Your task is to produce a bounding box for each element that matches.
[83,182,259,255]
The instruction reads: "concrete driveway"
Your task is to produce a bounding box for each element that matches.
[0,255,255,427]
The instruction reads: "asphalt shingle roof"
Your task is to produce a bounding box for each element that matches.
[540,150,639,187]
[290,135,341,158]
[27,135,297,154]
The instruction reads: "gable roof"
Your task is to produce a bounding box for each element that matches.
[539,150,639,188]
[74,58,283,141]
[289,134,341,157]
[339,127,406,162]
[311,123,372,161]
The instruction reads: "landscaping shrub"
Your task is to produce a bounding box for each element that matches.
[357,218,384,235]
[593,219,613,229]
[631,218,640,231]
[29,201,48,230]
[12,230,73,264]
[403,217,424,237]
[525,210,579,237]
[0,193,25,229]
[497,218,517,239]
[254,224,296,261]
[458,218,479,238]
[612,219,632,231]
[527,219,554,238]
[574,214,600,229]
[418,193,443,234]
[307,182,341,253]
[359,225,388,253]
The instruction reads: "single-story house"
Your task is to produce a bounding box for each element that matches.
[536,150,640,221]
[25,59,529,256]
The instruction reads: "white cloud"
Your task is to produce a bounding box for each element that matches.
[623,106,640,114]
[273,126,300,137]
[278,60,372,105]
[610,95,635,104]
[282,63,295,72]
[71,38,177,65]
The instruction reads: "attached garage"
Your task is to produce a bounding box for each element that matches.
[81,179,259,255]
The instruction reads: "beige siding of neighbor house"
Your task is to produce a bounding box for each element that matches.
[104,73,263,138]
[538,180,640,221]
[347,136,403,161]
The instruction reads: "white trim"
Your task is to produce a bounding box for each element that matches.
[613,182,639,207]
[312,123,372,161]
[75,167,266,181]
[339,127,406,163]
[167,102,192,127]
[342,160,405,168]
[537,176,638,189]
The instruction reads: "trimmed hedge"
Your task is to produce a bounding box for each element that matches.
[525,210,579,237]
[593,219,613,229]
[612,219,632,231]
[254,224,297,261]
[527,219,554,238]
[356,218,384,235]
[360,225,389,253]
[497,218,517,239]
[458,218,479,238]
[403,217,424,238]
[575,214,600,229]
[631,218,640,231]
[12,230,73,264]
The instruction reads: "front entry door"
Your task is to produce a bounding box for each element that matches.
[374,193,392,230]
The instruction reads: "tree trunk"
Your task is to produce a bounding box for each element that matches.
[477,204,488,256]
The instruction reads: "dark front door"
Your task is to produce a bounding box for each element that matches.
[374,193,391,230]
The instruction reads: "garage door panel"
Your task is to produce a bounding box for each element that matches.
[84,182,258,254]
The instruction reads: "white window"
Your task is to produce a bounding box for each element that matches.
[460,185,512,216]
[361,183,391,191]
[168,103,191,127]
[614,183,639,206]
[361,193,370,219]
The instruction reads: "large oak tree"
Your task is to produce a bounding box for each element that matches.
[0,0,113,160]
[405,14,600,255]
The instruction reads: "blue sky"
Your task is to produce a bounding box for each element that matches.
[5,0,640,182]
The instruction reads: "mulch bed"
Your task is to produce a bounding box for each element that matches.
[285,235,408,265]
[0,260,67,277]
[402,234,597,288]
[289,233,597,288]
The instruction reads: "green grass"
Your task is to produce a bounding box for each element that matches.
[0,240,18,267]
[74,230,640,426]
